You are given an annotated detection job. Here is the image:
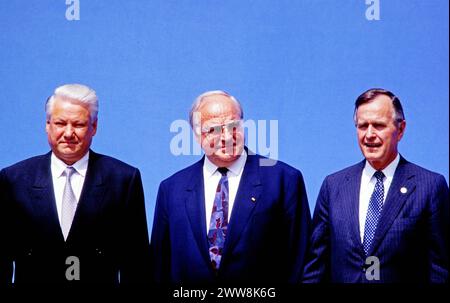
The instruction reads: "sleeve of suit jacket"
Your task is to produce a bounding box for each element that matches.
[301,176,331,283]
[150,180,170,284]
[0,169,13,284]
[118,168,151,283]
[428,175,449,282]
[284,169,312,283]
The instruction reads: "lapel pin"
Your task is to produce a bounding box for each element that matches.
[251,197,256,203]
[400,187,407,194]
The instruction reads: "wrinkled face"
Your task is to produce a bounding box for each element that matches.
[355,95,405,170]
[46,97,97,165]
[194,94,244,167]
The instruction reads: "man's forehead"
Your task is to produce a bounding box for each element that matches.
[50,97,91,119]
[201,93,233,103]
[357,95,395,114]
[199,95,239,113]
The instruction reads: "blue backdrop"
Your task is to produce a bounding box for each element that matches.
[1,0,448,234]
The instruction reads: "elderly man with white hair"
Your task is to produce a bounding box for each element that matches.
[0,84,150,284]
[150,90,311,284]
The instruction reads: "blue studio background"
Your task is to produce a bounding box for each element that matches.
[0,0,448,235]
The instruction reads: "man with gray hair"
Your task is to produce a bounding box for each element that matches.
[302,88,449,283]
[0,84,150,284]
[150,90,311,284]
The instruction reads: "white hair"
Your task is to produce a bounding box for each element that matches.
[45,83,98,121]
[189,90,243,129]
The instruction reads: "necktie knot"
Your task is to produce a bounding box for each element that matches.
[64,166,75,178]
[374,171,384,182]
[217,167,228,176]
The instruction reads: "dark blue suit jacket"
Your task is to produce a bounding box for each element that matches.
[302,156,449,283]
[150,151,311,284]
[0,150,150,284]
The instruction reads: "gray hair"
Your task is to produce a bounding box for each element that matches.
[45,84,98,121]
[353,88,405,127]
[189,90,244,130]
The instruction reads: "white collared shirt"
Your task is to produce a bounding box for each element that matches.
[51,152,89,226]
[359,153,400,242]
[203,149,247,232]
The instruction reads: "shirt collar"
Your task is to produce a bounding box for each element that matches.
[363,153,400,181]
[51,151,90,178]
[203,149,247,177]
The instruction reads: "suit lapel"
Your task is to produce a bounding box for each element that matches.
[341,161,366,254]
[29,152,64,242]
[184,159,211,267]
[369,157,415,255]
[222,154,262,258]
[66,151,106,242]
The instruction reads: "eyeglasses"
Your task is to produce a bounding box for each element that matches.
[201,120,243,136]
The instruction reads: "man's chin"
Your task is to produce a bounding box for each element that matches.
[364,150,381,157]
[209,151,241,165]
[58,144,79,151]
[216,152,236,159]
[218,147,244,159]
[362,147,381,157]
[54,149,84,164]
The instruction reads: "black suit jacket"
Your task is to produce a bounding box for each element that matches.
[0,150,150,284]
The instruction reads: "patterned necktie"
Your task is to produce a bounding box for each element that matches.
[363,170,385,255]
[207,167,229,271]
[61,167,77,240]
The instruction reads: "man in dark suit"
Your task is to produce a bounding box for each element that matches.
[302,88,449,283]
[0,84,150,284]
[150,90,311,284]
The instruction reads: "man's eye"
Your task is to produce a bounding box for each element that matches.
[212,126,223,133]
[228,121,240,129]
[373,123,386,130]
[357,124,367,130]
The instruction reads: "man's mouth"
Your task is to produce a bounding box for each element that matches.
[364,142,381,148]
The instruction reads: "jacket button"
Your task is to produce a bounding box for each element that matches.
[95,248,103,255]
[362,262,370,272]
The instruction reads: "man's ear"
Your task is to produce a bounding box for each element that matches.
[397,120,406,141]
[193,131,202,145]
[91,118,98,136]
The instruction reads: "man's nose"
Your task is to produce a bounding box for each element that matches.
[220,126,235,141]
[366,125,376,138]
[63,124,75,138]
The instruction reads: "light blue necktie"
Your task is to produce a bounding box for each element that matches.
[61,167,77,241]
[363,170,385,255]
